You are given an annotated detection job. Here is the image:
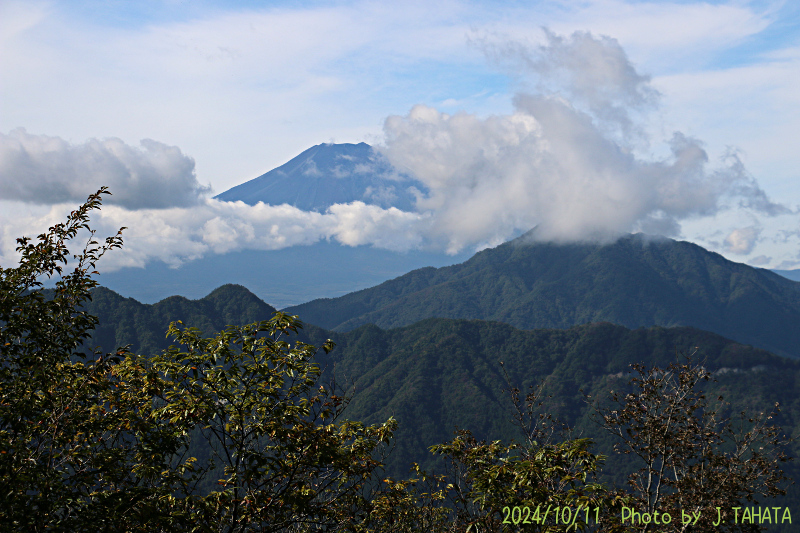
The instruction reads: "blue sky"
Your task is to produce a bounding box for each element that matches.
[1,0,799,270]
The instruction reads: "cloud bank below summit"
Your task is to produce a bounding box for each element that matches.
[0,31,789,270]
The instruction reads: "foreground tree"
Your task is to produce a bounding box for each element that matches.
[593,355,792,532]
[364,433,624,533]
[0,189,194,530]
[0,190,396,532]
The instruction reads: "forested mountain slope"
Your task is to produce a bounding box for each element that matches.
[303,319,800,480]
[284,233,800,358]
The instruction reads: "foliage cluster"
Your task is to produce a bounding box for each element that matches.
[1,191,793,532]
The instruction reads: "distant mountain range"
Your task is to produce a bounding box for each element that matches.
[284,231,800,359]
[86,284,278,356]
[774,269,800,282]
[96,243,471,309]
[85,227,800,481]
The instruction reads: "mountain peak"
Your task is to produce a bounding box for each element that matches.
[214,142,424,212]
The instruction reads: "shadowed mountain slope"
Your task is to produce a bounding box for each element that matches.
[283,233,800,358]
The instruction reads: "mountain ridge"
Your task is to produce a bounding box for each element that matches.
[283,232,800,358]
[87,284,279,355]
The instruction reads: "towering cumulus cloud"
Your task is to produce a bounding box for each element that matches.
[378,31,785,251]
[0,129,210,209]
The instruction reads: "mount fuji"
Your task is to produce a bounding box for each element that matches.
[214,142,424,212]
[97,143,469,307]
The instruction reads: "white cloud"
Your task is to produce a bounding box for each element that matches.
[653,52,800,200]
[362,185,398,205]
[0,0,49,47]
[301,160,322,177]
[0,129,210,209]
[328,202,426,251]
[0,0,490,191]
[2,29,792,268]
[546,0,773,70]
[377,31,786,251]
[475,29,659,141]
[723,225,762,255]
[776,258,800,270]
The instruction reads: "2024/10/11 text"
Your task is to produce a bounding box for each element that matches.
[500,505,792,528]
[501,505,599,529]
